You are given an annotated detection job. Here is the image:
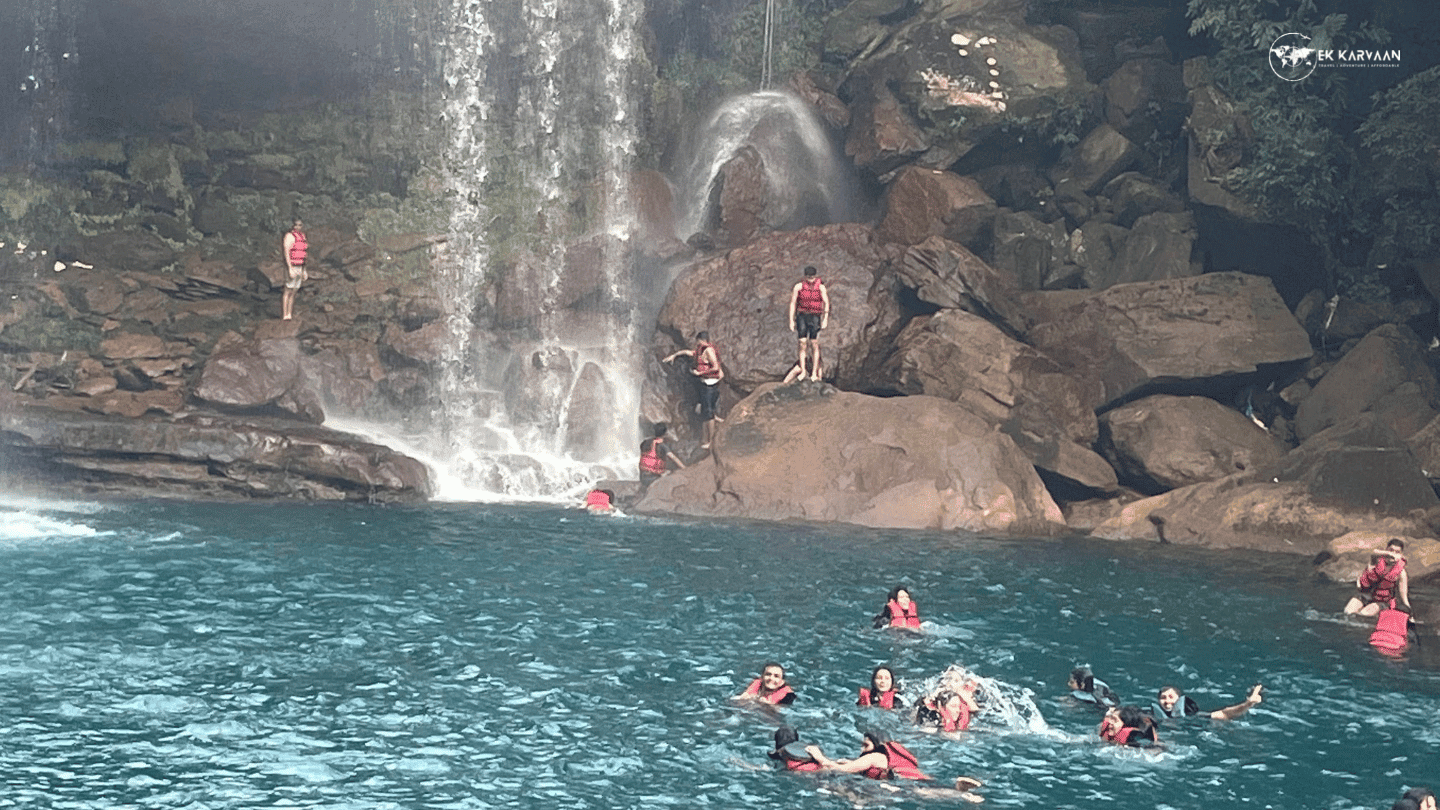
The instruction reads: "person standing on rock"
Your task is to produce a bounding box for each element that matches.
[638,422,685,489]
[663,331,724,450]
[1344,538,1411,617]
[281,217,308,321]
[787,266,829,381]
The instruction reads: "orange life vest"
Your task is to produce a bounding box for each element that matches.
[861,741,930,781]
[1359,556,1405,603]
[857,687,897,709]
[288,229,307,266]
[693,340,721,379]
[742,678,794,705]
[639,438,667,475]
[584,490,611,510]
[795,277,825,313]
[1370,608,1411,654]
[886,599,920,629]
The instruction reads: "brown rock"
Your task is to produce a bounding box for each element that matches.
[1049,124,1140,195]
[712,145,769,248]
[1294,324,1440,442]
[891,237,1031,335]
[876,167,996,249]
[1099,394,1284,494]
[100,333,167,360]
[383,321,448,367]
[845,80,928,174]
[74,376,119,397]
[636,383,1066,534]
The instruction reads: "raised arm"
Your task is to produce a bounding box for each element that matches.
[1209,684,1263,721]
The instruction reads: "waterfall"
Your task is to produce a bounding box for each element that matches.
[1,0,79,166]
[677,90,856,243]
[424,0,643,501]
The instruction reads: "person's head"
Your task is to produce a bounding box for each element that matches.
[860,730,887,754]
[771,725,799,754]
[803,265,817,278]
[1157,686,1182,712]
[761,662,786,688]
[291,217,303,230]
[1069,667,1094,692]
[696,330,709,341]
[653,422,668,438]
[1388,538,1406,553]
[1391,799,1421,810]
[1404,788,1436,810]
[870,666,895,693]
[1118,705,1148,729]
[937,691,962,715]
[887,585,912,606]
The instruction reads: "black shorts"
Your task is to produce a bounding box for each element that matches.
[796,313,822,339]
[698,381,720,421]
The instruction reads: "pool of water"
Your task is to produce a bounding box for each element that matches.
[0,499,1434,808]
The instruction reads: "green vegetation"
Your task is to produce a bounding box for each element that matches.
[1354,65,1440,269]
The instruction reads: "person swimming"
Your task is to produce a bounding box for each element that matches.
[735,662,797,705]
[915,680,980,732]
[873,585,921,630]
[804,730,930,780]
[767,726,821,772]
[1068,666,1119,707]
[857,665,904,709]
[1151,683,1263,720]
[1097,705,1158,746]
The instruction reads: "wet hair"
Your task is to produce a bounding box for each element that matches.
[768,725,800,759]
[870,665,895,692]
[886,585,911,602]
[1388,538,1406,551]
[1392,800,1421,810]
[1118,705,1148,728]
[1070,667,1095,692]
[652,422,668,438]
[696,330,709,341]
[803,265,818,277]
[762,661,785,676]
[1404,788,1435,803]
[1157,685,1180,699]
[861,730,888,752]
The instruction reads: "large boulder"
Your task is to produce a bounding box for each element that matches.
[653,224,902,394]
[1293,324,1440,442]
[989,210,1070,292]
[1098,394,1283,494]
[889,236,1031,335]
[195,334,325,423]
[1093,414,1437,553]
[0,399,430,502]
[875,166,996,249]
[1049,124,1141,195]
[636,383,1066,534]
[1023,273,1313,412]
[880,309,1109,488]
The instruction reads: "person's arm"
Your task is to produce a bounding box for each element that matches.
[804,747,887,775]
[663,348,694,363]
[788,283,800,331]
[819,283,830,330]
[283,232,296,269]
[665,450,686,470]
[1398,568,1411,609]
[1209,684,1263,720]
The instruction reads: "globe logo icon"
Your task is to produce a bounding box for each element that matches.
[1269,33,1318,81]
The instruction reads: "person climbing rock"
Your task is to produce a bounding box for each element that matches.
[663,331,724,450]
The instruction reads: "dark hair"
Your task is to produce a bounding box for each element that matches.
[640,437,654,453]
[769,725,800,759]
[600,489,614,499]
[1404,788,1435,802]
[1118,705,1148,728]
[803,265,818,276]
[653,422,668,438]
[886,585,910,602]
[861,730,888,752]
[870,665,895,693]
[1070,667,1094,692]
[762,661,785,675]
[1391,800,1421,810]
[696,330,709,340]
[1388,538,1406,551]
[1157,685,1180,699]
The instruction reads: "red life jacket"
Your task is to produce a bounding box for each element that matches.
[288,229,307,266]
[639,438,667,475]
[857,687,897,709]
[795,277,825,313]
[940,701,971,732]
[886,599,920,629]
[1359,556,1405,603]
[861,741,930,781]
[693,341,722,379]
[584,490,611,509]
[784,758,821,772]
[1101,724,1156,746]
[1370,608,1411,654]
[742,678,794,705]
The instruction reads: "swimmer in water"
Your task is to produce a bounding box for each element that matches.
[873,585,920,630]
[806,732,985,802]
[1068,666,1119,707]
[1098,705,1158,746]
[767,726,821,772]
[735,662,797,705]
[857,665,904,709]
[1152,683,1263,721]
[1403,788,1437,810]
[916,680,980,732]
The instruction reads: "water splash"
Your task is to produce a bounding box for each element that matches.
[917,664,1057,736]
[677,90,855,241]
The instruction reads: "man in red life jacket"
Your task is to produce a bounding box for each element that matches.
[735,662,796,705]
[663,331,725,450]
[1345,538,1411,617]
[787,266,830,381]
[281,218,308,321]
[638,422,685,490]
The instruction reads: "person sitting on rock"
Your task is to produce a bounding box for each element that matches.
[638,422,685,489]
[1150,683,1263,720]
[1345,538,1410,617]
[1068,666,1118,708]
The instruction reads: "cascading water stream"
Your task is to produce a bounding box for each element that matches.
[420,0,642,501]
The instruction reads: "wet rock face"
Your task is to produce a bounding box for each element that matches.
[636,383,1066,534]
[1098,394,1284,494]
[1293,324,1440,443]
[0,398,431,503]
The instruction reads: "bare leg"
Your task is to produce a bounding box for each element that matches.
[1343,597,1364,614]
[796,339,809,379]
[282,287,295,320]
[810,341,823,381]
[1356,601,1383,617]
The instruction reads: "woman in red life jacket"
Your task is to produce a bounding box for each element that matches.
[281,217,308,321]
[766,726,821,772]
[873,586,921,630]
[857,665,904,709]
[638,422,685,490]
[916,681,980,732]
[804,731,930,781]
[1344,538,1410,616]
[735,662,796,705]
[1098,705,1158,746]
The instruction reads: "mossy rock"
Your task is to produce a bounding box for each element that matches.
[0,314,102,355]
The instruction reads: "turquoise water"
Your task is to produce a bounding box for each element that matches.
[0,499,1435,809]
